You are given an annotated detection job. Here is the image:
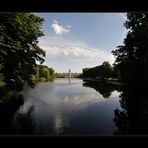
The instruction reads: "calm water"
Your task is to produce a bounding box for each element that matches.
[13,78,121,135]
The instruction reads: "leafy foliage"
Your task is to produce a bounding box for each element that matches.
[33,65,55,82]
[112,12,148,85]
[0,13,45,90]
[80,61,115,79]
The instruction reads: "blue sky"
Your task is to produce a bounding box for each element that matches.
[34,13,127,73]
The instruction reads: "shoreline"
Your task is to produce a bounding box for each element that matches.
[81,78,123,85]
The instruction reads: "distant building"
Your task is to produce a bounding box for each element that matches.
[56,70,81,78]
[69,69,71,77]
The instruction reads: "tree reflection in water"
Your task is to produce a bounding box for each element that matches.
[0,88,35,135]
[83,79,148,134]
[113,83,148,135]
[83,79,120,98]
[13,104,35,134]
[0,89,24,134]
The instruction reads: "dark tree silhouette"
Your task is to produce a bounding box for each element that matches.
[80,61,115,79]
[0,13,45,90]
[112,13,148,135]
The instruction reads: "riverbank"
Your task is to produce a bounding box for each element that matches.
[82,77,124,85]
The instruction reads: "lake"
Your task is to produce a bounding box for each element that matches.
[12,78,121,135]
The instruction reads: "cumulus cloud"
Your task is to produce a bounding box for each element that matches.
[45,45,111,60]
[38,34,115,73]
[39,36,115,64]
[51,20,70,35]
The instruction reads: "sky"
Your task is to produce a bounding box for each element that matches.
[34,13,127,73]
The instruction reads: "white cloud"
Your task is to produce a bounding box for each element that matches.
[51,20,70,35]
[38,35,115,72]
[53,20,58,24]
[39,36,115,63]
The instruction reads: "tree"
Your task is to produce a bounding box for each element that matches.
[80,61,114,79]
[0,13,45,90]
[39,66,50,81]
[48,67,55,77]
[100,61,114,79]
[33,65,55,82]
[112,12,148,85]
[112,13,148,134]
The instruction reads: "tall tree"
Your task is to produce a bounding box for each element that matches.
[100,61,114,79]
[112,13,148,134]
[80,61,114,79]
[0,13,45,90]
[112,13,148,85]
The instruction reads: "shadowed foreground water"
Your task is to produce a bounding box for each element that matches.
[12,78,121,135]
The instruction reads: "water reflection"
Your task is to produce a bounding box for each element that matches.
[68,78,71,84]
[0,89,24,134]
[13,104,35,134]
[11,79,121,135]
[2,78,148,135]
[83,80,121,98]
[113,83,148,135]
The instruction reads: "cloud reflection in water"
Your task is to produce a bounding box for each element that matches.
[14,79,120,135]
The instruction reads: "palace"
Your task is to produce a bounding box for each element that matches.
[57,69,81,78]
